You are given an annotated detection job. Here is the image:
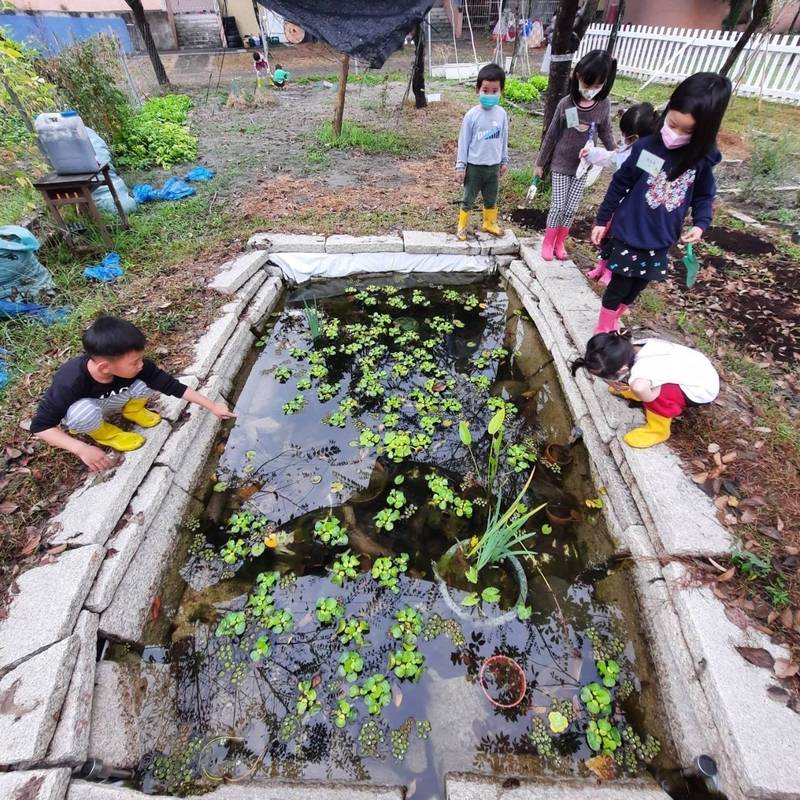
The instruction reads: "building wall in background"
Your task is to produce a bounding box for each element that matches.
[0,10,134,53]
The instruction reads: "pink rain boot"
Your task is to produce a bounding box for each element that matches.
[594,306,619,334]
[615,303,629,328]
[587,258,613,285]
[599,266,612,286]
[541,227,557,261]
[554,226,570,260]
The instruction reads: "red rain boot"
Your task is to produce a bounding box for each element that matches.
[554,226,570,260]
[541,227,557,261]
[594,306,619,334]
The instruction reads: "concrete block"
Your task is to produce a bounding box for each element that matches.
[184,312,238,380]
[559,304,599,350]
[504,270,555,352]
[45,612,99,766]
[325,234,404,254]
[571,369,617,445]
[474,229,519,255]
[0,636,80,767]
[99,483,191,644]
[155,376,223,494]
[585,377,644,437]
[68,779,405,800]
[0,769,70,800]
[208,251,269,295]
[548,342,589,424]
[619,434,732,557]
[48,423,170,547]
[87,661,142,770]
[0,546,103,672]
[402,230,481,255]
[247,233,326,253]
[84,467,174,613]
[244,276,283,327]
[666,563,800,799]
[209,321,255,390]
[494,254,515,268]
[446,773,671,799]
[156,375,198,423]
[220,272,267,316]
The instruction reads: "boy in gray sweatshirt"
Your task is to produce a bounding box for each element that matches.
[455,63,509,241]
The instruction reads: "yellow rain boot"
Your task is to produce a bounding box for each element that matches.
[624,409,672,448]
[482,207,503,236]
[88,421,145,452]
[609,385,639,401]
[122,397,161,428]
[456,209,470,241]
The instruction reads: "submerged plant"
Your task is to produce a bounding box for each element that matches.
[303,301,321,339]
[338,650,365,682]
[315,596,344,625]
[314,515,348,546]
[330,550,360,586]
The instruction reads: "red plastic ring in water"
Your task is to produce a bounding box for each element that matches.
[479,654,527,709]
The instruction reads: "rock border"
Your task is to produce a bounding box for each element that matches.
[2,231,797,800]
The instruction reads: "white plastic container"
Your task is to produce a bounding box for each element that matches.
[34,110,100,175]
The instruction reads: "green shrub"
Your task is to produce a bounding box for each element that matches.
[504,75,548,104]
[114,94,197,170]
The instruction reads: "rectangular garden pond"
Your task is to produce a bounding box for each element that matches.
[111,275,674,799]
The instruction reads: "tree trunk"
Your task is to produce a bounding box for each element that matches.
[573,0,599,41]
[332,53,350,138]
[606,0,626,55]
[412,23,428,108]
[125,0,169,85]
[541,0,580,142]
[719,0,772,77]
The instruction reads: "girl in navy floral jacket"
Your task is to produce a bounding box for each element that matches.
[590,72,731,334]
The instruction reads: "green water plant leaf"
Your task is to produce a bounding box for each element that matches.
[580,682,613,717]
[465,565,479,584]
[461,592,480,607]
[481,586,501,604]
[516,604,533,621]
[597,659,621,688]
[459,421,472,446]
[548,711,569,733]
[487,407,506,435]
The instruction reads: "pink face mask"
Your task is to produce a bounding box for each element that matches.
[661,124,691,149]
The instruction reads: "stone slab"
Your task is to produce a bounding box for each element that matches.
[210,320,255,389]
[68,780,405,800]
[0,636,80,766]
[325,234,404,254]
[474,229,519,255]
[446,773,670,799]
[0,769,71,800]
[402,229,481,255]
[247,233,326,253]
[99,483,191,644]
[0,546,103,672]
[84,466,174,613]
[665,563,800,800]
[45,611,99,765]
[502,269,556,352]
[559,304,599,349]
[208,250,269,294]
[155,376,223,494]
[244,275,283,326]
[220,271,267,316]
[156,375,199,423]
[184,312,238,380]
[618,434,732,557]
[48,423,171,547]
[87,661,142,769]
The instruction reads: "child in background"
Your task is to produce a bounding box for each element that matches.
[272,63,289,88]
[533,50,617,261]
[585,102,660,285]
[590,72,731,334]
[455,62,509,241]
[30,316,234,472]
[571,331,719,448]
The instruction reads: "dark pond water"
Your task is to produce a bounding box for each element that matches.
[126,275,672,798]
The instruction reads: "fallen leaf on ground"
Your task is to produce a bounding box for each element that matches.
[0,501,19,514]
[774,659,799,679]
[586,754,618,780]
[692,472,708,483]
[19,535,40,557]
[736,646,775,670]
[718,566,735,582]
[781,607,794,629]
[708,443,720,454]
[725,606,750,630]
[722,451,737,463]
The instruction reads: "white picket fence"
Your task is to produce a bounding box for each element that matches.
[578,24,800,105]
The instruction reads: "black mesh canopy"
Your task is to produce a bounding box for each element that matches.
[258,0,435,68]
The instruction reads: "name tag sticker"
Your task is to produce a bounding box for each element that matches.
[636,149,664,176]
[565,106,579,129]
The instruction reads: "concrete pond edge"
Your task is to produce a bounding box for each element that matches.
[1,231,796,800]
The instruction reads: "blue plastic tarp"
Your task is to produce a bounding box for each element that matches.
[84,252,123,282]
[0,348,8,392]
[185,166,215,182]
[0,299,70,324]
[0,225,55,301]
[133,177,196,203]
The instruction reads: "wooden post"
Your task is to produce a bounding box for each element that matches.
[412,23,427,108]
[332,53,350,139]
[606,0,626,55]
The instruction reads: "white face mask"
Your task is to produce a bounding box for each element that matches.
[580,85,601,101]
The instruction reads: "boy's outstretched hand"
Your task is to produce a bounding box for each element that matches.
[79,443,115,472]
[209,401,236,419]
[590,225,606,246]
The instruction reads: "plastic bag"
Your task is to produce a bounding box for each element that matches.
[0,348,8,391]
[0,225,55,300]
[85,127,137,216]
[184,166,215,182]
[84,252,123,282]
[0,298,70,323]
[683,243,700,288]
[133,177,195,203]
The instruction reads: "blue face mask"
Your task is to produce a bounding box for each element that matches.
[479,93,500,108]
